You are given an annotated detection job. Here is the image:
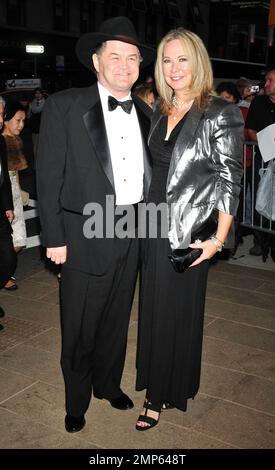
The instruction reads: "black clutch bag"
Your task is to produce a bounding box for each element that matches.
[168,214,218,273]
[168,247,203,273]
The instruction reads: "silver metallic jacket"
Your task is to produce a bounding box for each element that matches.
[148,96,244,249]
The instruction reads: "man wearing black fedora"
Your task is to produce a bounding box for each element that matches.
[37,16,154,433]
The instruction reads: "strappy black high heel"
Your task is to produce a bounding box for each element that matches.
[136,400,161,431]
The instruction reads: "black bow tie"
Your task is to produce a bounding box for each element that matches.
[108,96,133,114]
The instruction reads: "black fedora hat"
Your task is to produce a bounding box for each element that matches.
[75,16,155,69]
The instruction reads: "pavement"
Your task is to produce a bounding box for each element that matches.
[0,244,274,450]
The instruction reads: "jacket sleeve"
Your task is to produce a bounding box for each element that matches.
[212,103,244,216]
[36,95,67,247]
[0,138,13,212]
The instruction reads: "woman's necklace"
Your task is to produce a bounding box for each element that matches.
[171,96,194,121]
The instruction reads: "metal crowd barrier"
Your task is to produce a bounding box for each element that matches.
[242,141,275,235]
[24,198,41,248]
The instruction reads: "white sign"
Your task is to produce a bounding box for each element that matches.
[257,123,275,163]
[26,45,44,53]
[5,78,41,90]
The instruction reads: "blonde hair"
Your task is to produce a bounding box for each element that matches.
[155,28,214,114]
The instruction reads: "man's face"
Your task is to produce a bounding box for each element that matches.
[93,40,140,98]
[0,103,4,129]
[265,70,275,100]
[35,90,43,100]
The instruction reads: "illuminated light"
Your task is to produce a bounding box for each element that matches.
[26,45,44,53]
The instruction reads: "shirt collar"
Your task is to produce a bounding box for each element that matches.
[97,82,131,109]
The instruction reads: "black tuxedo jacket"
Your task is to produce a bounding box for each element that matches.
[37,83,152,274]
[0,136,13,213]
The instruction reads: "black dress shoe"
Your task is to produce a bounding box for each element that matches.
[109,393,134,410]
[0,306,5,318]
[65,414,85,433]
[0,323,4,331]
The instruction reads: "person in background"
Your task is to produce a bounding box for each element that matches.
[216,81,240,103]
[134,82,156,108]
[37,16,154,434]
[0,96,17,329]
[236,77,256,109]
[215,81,243,256]
[135,28,243,431]
[28,87,46,160]
[245,66,275,260]
[2,101,27,290]
[233,80,258,253]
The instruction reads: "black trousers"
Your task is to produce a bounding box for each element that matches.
[0,212,17,290]
[60,236,139,416]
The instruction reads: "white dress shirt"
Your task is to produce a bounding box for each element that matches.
[98,82,144,205]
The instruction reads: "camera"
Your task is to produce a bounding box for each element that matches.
[250,85,259,94]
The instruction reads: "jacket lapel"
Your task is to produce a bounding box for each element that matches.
[167,103,204,184]
[83,91,114,190]
[148,108,162,144]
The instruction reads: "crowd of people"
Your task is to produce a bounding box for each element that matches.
[0,15,274,434]
[215,73,275,259]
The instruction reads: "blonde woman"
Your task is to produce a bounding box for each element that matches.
[135,28,243,431]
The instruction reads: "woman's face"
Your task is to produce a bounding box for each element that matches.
[4,110,25,136]
[243,85,252,98]
[162,39,192,94]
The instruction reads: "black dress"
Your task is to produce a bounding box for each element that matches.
[136,115,209,411]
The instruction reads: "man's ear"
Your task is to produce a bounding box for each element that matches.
[92,53,99,73]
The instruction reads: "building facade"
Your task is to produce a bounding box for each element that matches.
[0,0,273,91]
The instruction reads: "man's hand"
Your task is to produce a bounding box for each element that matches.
[46,246,67,264]
[5,210,14,224]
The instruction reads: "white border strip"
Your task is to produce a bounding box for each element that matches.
[28,199,37,208]
[24,208,38,220]
[26,234,41,248]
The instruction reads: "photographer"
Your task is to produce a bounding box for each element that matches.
[236,77,258,108]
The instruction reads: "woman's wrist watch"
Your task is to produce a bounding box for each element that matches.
[210,236,224,252]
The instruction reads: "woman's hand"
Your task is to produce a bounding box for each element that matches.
[188,239,218,267]
[188,212,232,268]
[5,210,14,224]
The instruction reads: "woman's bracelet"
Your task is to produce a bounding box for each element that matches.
[215,235,225,246]
[209,236,224,252]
